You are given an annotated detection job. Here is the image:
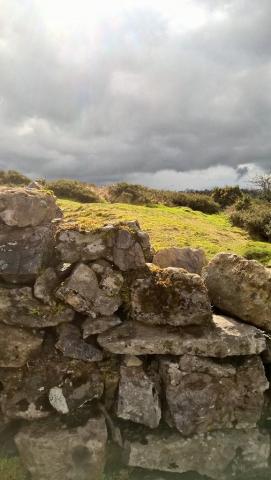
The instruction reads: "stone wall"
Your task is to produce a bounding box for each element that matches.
[0,186,271,480]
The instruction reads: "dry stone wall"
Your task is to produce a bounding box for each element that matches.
[0,186,271,480]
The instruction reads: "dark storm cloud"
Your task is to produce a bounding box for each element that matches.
[0,0,270,185]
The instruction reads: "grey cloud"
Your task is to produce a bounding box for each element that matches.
[0,0,270,184]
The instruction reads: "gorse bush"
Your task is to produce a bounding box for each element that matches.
[212,186,243,208]
[230,200,271,242]
[171,192,220,214]
[0,170,30,186]
[46,179,102,203]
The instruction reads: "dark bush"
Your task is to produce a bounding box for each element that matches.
[0,170,30,186]
[230,200,271,241]
[212,186,243,208]
[171,192,220,214]
[46,179,101,203]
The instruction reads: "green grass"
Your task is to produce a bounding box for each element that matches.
[0,457,27,480]
[59,200,271,265]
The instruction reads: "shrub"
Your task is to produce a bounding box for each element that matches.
[171,192,220,214]
[46,179,101,203]
[230,200,271,241]
[0,170,30,186]
[108,183,156,205]
[212,186,243,208]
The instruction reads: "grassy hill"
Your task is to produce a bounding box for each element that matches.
[59,199,271,265]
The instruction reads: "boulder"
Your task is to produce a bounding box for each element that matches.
[153,247,207,274]
[56,324,103,362]
[82,315,122,337]
[0,324,43,368]
[34,268,59,304]
[15,416,107,480]
[130,266,212,327]
[56,222,152,271]
[203,253,271,331]
[116,364,161,429]
[0,187,61,227]
[161,355,269,435]
[56,263,123,316]
[98,315,266,357]
[125,428,270,479]
[0,287,74,328]
[0,224,55,284]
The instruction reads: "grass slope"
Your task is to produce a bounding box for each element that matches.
[59,200,271,265]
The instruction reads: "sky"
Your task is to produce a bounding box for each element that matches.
[0,0,270,190]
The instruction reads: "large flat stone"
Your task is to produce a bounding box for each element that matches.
[98,315,266,357]
[203,253,271,331]
[161,355,269,435]
[130,266,212,327]
[153,246,207,274]
[0,324,43,368]
[125,428,270,479]
[56,324,103,362]
[15,416,107,480]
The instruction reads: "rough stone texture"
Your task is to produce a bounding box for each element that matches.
[0,187,61,227]
[116,364,161,429]
[0,224,55,284]
[48,387,69,414]
[56,221,152,271]
[82,315,122,337]
[34,268,59,304]
[262,337,271,364]
[153,247,207,274]
[56,324,103,362]
[161,355,269,435]
[15,416,107,480]
[203,253,271,331]
[0,324,43,368]
[56,263,123,316]
[130,266,212,327]
[98,315,266,357]
[0,287,74,328]
[125,428,270,479]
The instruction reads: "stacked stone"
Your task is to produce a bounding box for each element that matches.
[0,187,270,480]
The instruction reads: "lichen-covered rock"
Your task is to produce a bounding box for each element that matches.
[56,324,103,362]
[56,263,123,316]
[0,187,61,227]
[98,315,266,357]
[130,266,212,327]
[203,253,271,331]
[161,355,269,435]
[0,324,43,368]
[82,315,122,337]
[125,428,270,479]
[15,416,107,480]
[116,364,161,429]
[0,287,74,328]
[34,268,59,304]
[56,221,152,271]
[153,247,207,274]
[0,225,55,284]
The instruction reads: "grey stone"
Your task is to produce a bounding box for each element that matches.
[203,253,271,331]
[125,428,270,479]
[130,266,212,327]
[15,416,107,480]
[116,365,161,429]
[153,246,207,274]
[98,314,266,357]
[0,187,61,227]
[0,224,55,284]
[0,324,43,368]
[82,315,122,337]
[56,229,107,263]
[0,287,74,328]
[56,324,103,362]
[161,355,269,435]
[34,267,59,304]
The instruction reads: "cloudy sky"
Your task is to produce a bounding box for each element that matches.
[0,0,270,189]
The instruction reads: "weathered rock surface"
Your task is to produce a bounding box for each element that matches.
[161,355,269,435]
[56,222,152,270]
[0,187,61,227]
[116,364,161,429]
[98,315,266,357]
[0,225,55,284]
[15,416,107,480]
[0,324,43,368]
[56,263,123,316]
[130,266,212,327]
[125,428,270,479]
[34,268,59,304]
[153,247,207,274]
[82,315,122,337]
[0,287,74,328]
[203,253,271,331]
[56,324,103,362]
